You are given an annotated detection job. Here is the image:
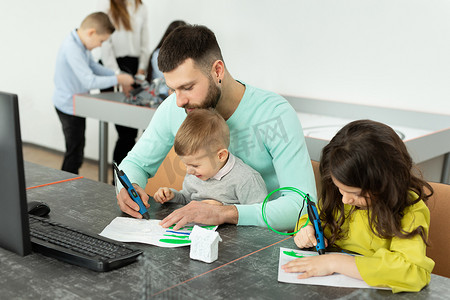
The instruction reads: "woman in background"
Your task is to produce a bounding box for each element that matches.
[146,20,186,98]
[97,0,149,179]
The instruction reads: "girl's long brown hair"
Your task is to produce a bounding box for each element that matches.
[109,0,142,31]
[319,120,433,246]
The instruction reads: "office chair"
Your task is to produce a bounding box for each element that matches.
[311,160,321,197]
[426,181,450,278]
[145,147,185,196]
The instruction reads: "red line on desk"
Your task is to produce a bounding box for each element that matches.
[26,176,84,190]
[151,235,292,297]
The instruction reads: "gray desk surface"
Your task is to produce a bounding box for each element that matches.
[73,92,156,130]
[0,162,448,299]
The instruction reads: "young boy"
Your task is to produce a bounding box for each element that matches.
[52,12,134,174]
[154,109,267,206]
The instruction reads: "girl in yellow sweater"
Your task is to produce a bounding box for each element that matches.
[282,119,435,293]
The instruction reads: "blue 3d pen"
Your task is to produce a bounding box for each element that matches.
[113,163,150,220]
[306,195,326,255]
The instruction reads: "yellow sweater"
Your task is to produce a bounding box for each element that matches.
[297,196,435,293]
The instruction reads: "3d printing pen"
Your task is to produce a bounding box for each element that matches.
[306,195,326,255]
[113,163,150,220]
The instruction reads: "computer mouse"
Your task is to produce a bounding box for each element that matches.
[27,201,51,217]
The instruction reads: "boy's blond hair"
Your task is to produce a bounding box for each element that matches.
[80,12,115,35]
[174,109,230,156]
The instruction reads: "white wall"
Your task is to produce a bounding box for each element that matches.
[1,0,449,161]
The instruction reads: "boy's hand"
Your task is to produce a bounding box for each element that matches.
[121,84,133,97]
[117,73,134,86]
[154,187,174,204]
[117,73,134,97]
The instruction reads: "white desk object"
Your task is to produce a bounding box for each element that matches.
[287,96,450,184]
[189,225,222,263]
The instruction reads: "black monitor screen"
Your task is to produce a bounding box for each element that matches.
[0,91,31,256]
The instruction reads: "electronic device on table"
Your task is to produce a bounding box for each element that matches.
[0,91,142,272]
[126,76,167,107]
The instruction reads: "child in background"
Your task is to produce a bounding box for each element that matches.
[282,119,435,293]
[53,12,134,174]
[154,109,267,206]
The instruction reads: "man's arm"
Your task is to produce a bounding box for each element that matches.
[117,96,185,216]
[236,100,317,231]
[234,102,317,231]
[159,202,238,230]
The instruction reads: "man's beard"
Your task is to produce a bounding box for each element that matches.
[184,77,221,112]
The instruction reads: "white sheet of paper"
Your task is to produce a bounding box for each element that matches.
[278,247,389,290]
[99,217,217,248]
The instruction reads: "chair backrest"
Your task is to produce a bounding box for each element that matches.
[311,160,321,197]
[426,181,450,278]
[145,147,185,196]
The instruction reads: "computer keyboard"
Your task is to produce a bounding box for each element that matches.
[29,215,143,272]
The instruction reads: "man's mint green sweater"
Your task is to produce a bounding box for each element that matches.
[120,83,317,231]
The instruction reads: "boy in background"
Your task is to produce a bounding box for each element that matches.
[154,109,267,206]
[52,12,134,174]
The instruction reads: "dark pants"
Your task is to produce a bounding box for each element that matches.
[56,108,86,174]
[100,56,139,183]
[113,124,137,165]
[112,56,138,165]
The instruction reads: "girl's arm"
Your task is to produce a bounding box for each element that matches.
[282,253,362,280]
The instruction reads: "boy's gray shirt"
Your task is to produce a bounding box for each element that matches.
[170,155,267,205]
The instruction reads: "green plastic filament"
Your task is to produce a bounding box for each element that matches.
[261,186,310,236]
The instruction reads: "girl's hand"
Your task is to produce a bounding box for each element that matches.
[294,225,328,249]
[281,255,335,278]
[282,254,362,280]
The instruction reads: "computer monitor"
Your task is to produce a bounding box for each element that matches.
[0,91,31,256]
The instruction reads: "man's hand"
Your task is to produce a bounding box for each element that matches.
[116,184,150,219]
[159,201,238,230]
[200,199,223,206]
[154,187,174,203]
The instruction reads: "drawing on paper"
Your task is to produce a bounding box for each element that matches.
[99,217,217,248]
